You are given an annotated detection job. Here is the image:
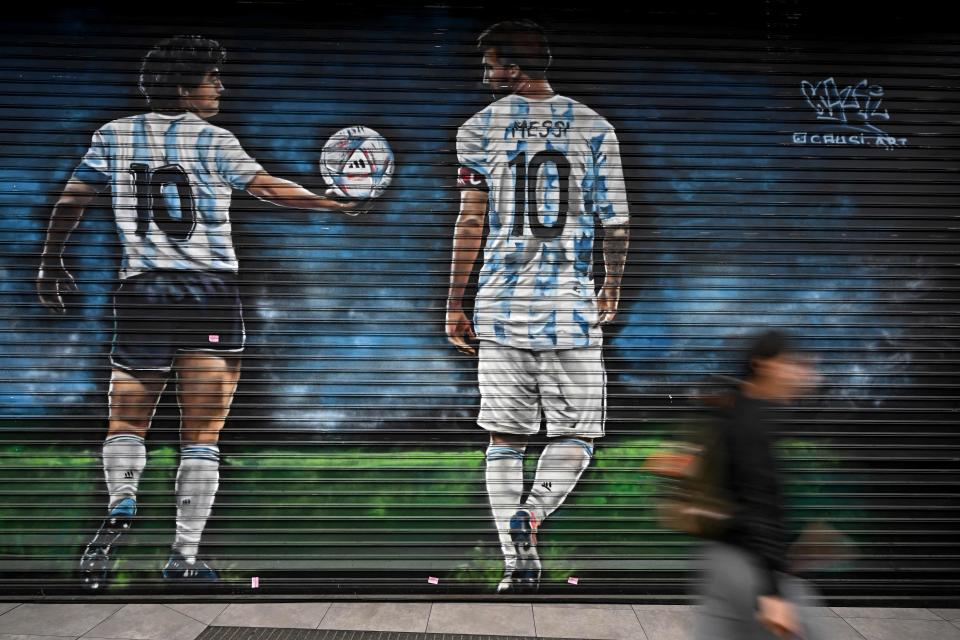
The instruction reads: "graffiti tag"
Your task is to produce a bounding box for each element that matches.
[801,78,889,130]
[792,77,907,149]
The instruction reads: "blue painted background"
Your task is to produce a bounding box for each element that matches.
[0,5,955,436]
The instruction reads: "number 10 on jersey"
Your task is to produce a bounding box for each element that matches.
[509,150,571,240]
[130,163,197,241]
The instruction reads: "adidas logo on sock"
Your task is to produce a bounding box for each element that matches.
[541,481,553,492]
[181,498,191,505]
[123,470,135,479]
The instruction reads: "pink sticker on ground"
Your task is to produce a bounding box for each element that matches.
[208,334,220,343]
[427,576,440,584]
[251,576,259,588]
[567,576,579,585]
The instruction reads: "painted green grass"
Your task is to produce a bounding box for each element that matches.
[0,438,857,591]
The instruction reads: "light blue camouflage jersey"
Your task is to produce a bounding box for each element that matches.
[73,111,263,278]
[458,94,629,350]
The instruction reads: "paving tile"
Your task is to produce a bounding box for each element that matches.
[210,603,331,629]
[318,603,430,633]
[0,635,87,640]
[534,605,647,640]
[164,605,229,626]
[651,607,858,640]
[932,610,960,621]
[535,603,636,611]
[0,606,21,617]
[845,617,960,640]
[81,604,205,640]
[0,604,124,637]
[632,605,697,614]
[634,610,694,640]
[0,635,88,640]
[803,618,867,640]
[832,607,940,620]
[426,603,535,637]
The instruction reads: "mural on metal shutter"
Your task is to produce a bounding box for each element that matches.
[0,2,956,600]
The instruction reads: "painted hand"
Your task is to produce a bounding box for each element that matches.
[37,262,77,314]
[325,188,375,216]
[446,307,477,356]
[597,285,620,325]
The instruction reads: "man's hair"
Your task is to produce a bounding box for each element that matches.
[139,35,226,112]
[477,20,552,80]
[744,329,793,379]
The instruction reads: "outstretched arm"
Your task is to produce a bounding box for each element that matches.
[37,179,97,313]
[445,189,487,355]
[245,170,370,215]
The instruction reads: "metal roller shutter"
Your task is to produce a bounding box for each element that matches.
[0,1,957,603]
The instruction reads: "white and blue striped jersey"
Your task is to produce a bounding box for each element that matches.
[457,94,629,351]
[72,112,263,279]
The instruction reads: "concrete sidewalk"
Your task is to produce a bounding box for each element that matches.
[0,602,958,640]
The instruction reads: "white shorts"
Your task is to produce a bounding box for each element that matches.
[477,341,606,438]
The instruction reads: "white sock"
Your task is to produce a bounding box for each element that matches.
[102,434,146,510]
[173,445,220,564]
[485,444,526,567]
[524,438,594,525]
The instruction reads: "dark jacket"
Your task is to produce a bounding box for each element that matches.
[715,392,790,596]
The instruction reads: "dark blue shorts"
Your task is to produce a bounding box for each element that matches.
[111,270,245,372]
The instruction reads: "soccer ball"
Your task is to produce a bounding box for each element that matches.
[320,126,394,200]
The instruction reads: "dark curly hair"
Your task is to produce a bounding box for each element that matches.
[477,20,552,80]
[139,35,226,112]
